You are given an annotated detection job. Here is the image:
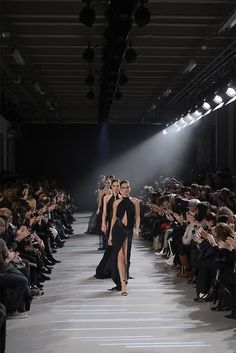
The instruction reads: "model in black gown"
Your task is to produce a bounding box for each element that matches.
[96,177,112,250]
[94,179,121,279]
[109,180,140,296]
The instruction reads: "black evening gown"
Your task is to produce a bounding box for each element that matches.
[94,195,118,279]
[86,211,98,234]
[111,197,135,289]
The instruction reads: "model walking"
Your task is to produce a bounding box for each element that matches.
[108,180,140,295]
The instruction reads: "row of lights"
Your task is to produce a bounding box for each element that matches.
[162,84,236,135]
[3,44,57,112]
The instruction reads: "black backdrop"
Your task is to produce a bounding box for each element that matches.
[16,124,198,210]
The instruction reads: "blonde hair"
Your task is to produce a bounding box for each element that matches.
[214,222,234,241]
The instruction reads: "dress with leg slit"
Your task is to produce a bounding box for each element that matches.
[94,194,119,279]
[111,197,135,289]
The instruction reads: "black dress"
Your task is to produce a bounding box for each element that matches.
[111,197,135,289]
[94,194,118,279]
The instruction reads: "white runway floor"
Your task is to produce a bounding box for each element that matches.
[6,213,236,353]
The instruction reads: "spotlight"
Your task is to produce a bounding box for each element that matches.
[202,102,211,110]
[1,32,11,39]
[162,129,167,135]
[85,71,95,85]
[115,90,122,100]
[226,87,236,97]
[179,117,187,128]
[192,110,202,121]
[219,9,236,32]
[163,88,172,98]
[79,0,95,27]
[87,90,95,100]
[83,41,95,63]
[34,81,42,93]
[225,85,236,105]
[174,122,182,133]
[184,114,195,125]
[12,48,25,66]
[134,0,151,27]
[213,94,223,104]
[183,59,197,73]
[125,42,137,63]
[213,94,224,111]
[119,69,128,85]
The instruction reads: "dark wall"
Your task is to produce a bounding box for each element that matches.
[16,123,201,210]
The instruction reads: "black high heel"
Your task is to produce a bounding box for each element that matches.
[121,280,128,296]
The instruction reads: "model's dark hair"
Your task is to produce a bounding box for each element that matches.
[120,180,129,187]
[111,179,120,185]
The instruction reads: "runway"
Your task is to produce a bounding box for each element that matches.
[6,213,236,353]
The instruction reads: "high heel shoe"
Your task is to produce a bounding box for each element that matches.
[121,280,128,296]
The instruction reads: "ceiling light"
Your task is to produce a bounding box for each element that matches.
[183,59,197,73]
[226,87,236,97]
[219,9,236,32]
[163,88,172,98]
[125,42,137,63]
[12,48,25,65]
[79,0,95,27]
[83,41,95,63]
[162,129,167,135]
[174,122,182,132]
[183,114,194,125]
[1,32,11,39]
[134,0,151,27]
[33,81,42,93]
[192,110,202,118]
[179,117,187,127]
[202,102,211,110]
[212,94,224,111]
[213,94,223,104]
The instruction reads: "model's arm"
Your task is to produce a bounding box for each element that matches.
[101,195,108,233]
[134,198,141,237]
[108,201,118,245]
[96,190,102,214]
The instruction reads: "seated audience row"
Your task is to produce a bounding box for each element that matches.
[0,179,76,320]
[140,177,236,320]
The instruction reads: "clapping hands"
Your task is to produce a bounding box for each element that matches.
[15,226,31,241]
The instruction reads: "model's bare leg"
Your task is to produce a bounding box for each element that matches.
[117,238,128,295]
